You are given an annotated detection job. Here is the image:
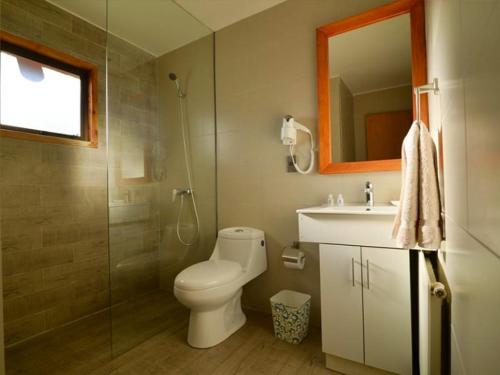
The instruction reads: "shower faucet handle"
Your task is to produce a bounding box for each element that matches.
[172,188,193,202]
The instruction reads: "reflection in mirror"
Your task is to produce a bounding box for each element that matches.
[329,14,412,163]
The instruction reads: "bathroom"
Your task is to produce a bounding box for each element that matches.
[0,0,498,374]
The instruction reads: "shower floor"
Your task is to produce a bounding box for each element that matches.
[6,297,335,375]
[5,290,187,375]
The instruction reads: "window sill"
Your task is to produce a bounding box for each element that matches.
[0,128,98,148]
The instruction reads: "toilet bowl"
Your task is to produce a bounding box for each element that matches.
[174,227,267,348]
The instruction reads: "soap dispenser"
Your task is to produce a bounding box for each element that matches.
[327,194,334,206]
[336,194,344,207]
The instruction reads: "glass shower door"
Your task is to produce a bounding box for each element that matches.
[106,0,216,357]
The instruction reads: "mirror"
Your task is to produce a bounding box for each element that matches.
[317,0,428,174]
[330,14,412,163]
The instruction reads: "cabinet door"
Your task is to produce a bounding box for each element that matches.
[320,244,363,363]
[362,247,412,375]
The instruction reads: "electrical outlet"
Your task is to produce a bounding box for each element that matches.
[287,155,297,172]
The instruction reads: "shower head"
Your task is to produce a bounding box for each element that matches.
[169,72,185,98]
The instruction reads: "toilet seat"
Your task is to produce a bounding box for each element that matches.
[175,260,242,291]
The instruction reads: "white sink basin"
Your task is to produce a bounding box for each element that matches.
[297,204,400,248]
[296,204,398,216]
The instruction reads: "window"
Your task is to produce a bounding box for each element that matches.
[0,32,98,147]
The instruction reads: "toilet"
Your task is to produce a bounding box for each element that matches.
[174,227,267,348]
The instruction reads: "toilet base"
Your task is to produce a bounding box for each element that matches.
[187,288,246,348]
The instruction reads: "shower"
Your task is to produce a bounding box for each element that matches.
[169,72,186,98]
[170,73,200,245]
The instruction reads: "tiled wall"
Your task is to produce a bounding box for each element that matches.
[107,34,161,306]
[425,0,500,373]
[106,32,163,356]
[215,0,400,325]
[0,0,108,346]
[0,0,161,346]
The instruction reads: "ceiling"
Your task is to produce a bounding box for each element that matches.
[173,0,288,31]
[47,0,287,56]
[329,14,412,95]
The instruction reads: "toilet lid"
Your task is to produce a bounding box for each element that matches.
[175,260,242,291]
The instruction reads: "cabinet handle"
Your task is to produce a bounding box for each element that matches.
[366,259,370,289]
[351,257,355,287]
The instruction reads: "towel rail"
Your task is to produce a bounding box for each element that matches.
[414,78,439,124]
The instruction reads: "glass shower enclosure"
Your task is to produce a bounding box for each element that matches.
[106,0,216,357]
[0,0,216,373]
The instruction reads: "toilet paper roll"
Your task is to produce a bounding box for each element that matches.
[282,247,306,270]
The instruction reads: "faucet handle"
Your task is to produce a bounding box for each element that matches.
[365,181,373,189]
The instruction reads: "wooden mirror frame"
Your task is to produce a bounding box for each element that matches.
[316,0,428,174]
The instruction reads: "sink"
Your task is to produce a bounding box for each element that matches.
[297,203,401,248]
[296,204,398,216]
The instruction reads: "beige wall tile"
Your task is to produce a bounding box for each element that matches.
[3,271,44,300]
[3,246,73,277]
[0,1,41,40]
[4,312,46,346]
[1,0,108,346]
[462,5,500,255]
[6,0,73,31]
[426,0,500,372]
[1,231,42,254]
[0,186,40,208]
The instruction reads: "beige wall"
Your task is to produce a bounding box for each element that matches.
[156,35,217,292]
[330,76,355,162]
[215,0,400,325]
[426,0,500,373]
[353,85,412,161]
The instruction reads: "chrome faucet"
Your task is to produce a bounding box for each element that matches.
[365,181,374,207]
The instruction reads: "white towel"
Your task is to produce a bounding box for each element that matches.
[392,121,442,249]
[418,123,442,248]
[393,122,420,248]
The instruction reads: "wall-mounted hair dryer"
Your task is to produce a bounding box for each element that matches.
[281,115,314,174]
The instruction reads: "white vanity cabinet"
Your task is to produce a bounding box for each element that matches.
[362,246,412,374]
[320,245,364,363]
[297,205,412,375]
[320,244,412,375]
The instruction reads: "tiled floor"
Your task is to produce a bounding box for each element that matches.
[6,291,335,375]
[6,290,187,375]
[94,311,334,375]
[6,310,112,375]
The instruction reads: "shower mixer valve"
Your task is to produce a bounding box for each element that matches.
[172,188,193,202]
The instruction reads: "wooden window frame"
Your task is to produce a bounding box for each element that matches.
[0,31,98,148]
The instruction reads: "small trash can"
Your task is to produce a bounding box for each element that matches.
[270,289,311,344]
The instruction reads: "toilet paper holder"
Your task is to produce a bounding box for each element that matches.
[282,243,305,270]
[282,247,305,263]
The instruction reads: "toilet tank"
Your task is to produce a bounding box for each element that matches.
[211,227,267,276]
